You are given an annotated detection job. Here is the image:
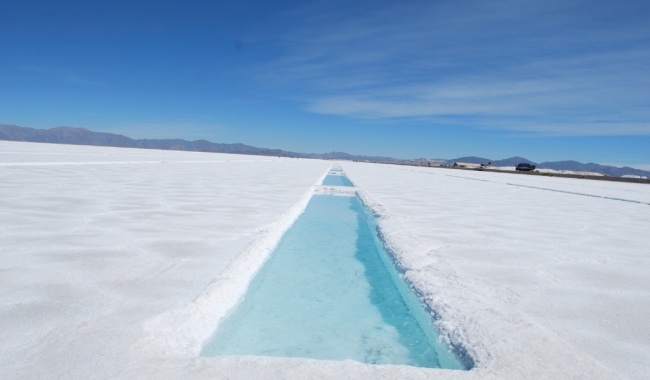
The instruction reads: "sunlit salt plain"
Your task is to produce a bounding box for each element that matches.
[1,141,649,379]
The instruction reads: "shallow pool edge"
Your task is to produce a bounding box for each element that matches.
[140,165,474,370]
[139,170,331,356]
[356,195,472,370]
[353,187,475,371]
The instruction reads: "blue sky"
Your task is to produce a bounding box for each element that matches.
[1,0,649,166]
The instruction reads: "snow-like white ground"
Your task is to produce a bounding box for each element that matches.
[343,163,650,380]
[1,141,648,379]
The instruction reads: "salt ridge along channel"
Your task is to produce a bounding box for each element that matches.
[202,171,466,369]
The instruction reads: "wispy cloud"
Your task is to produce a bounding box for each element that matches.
[248,0,650,135]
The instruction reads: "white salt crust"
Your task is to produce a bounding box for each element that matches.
[1,141,648,379]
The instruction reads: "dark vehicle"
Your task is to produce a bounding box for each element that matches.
[516,163,536,171]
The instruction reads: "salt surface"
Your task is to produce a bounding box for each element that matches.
[342,163,650,380]
[1,141,648,379]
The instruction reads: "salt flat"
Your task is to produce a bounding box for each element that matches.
[1,141,648,379]
[342,162,650,380]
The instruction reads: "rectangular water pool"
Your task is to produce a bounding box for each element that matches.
[201,194,465,369]
[321,175,353,187]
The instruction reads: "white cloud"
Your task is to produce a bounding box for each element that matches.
[249,0,650,135]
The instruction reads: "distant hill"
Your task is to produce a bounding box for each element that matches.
[0,124,399,163]
[492,156,536,166]
[448,156,535,166]
[447,156,491,164]
[1,123,647,178]
[301,150,399,162]
[444,155,648,177]
[0,124,300,155]
[536,161,650,178]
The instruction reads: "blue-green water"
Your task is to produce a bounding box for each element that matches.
[202,195,465,369]
[321,175,353,187]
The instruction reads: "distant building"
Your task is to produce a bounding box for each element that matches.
[453,162,481,169]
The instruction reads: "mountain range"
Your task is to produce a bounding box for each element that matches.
[0,124,399,163]
[445,156,649,178]
[1,124,648,178]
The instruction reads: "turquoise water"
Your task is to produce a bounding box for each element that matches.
[321,175,353,187]
[202,195,465,369]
